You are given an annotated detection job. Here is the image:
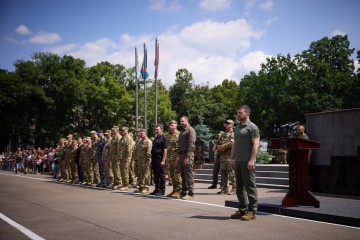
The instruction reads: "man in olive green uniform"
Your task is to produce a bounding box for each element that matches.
[63,134,73,183]
[128,132,136,188]
[68,140,78,183]
[177,116,196,200]
[102,130,113,187]
[88,131,100,186]
[294,125,309,139]
[119,127,135,191]
[217,119,236,195]
[57,138,66,181]
[230,105,260,221]
[80,137,91,185]
[109,126,122,190]
[166,120,182,198]
[133,129,152,194]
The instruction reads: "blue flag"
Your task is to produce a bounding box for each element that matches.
[141,44,148,80]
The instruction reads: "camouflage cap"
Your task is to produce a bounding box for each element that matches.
[90,130,97,134]
[225,119,234,125]
[168,120,177,125]
[112,126,119,130]
[67,134,73,138]
[106,130,112,134]
[121,126,129,131]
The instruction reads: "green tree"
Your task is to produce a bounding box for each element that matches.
[138,79,176,136]
[0,69,32,150]
[193,118,213,160]
[294,35,359,111]
[208,79,239,132]
[85,62,134,132]
[169,68,194,117]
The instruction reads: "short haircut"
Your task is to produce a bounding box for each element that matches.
[180,115,188,121]
[155,124,163,130]
[238,105,251,115]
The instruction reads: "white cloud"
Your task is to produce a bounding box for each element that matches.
[15,25,32,35]
[148,0,181,12]
[29,31,61,44]
[179,19,263,56]
[48,18,265,87]
[199,0,232,12]
[259,0,274,11]
[238,51,270,74]
[48,44,77,55]
[354,59,359,74]
[264,17,278,26]
[332,29,346,36]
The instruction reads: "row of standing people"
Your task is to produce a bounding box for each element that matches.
[1,148,56,175]
[55,116,197,201]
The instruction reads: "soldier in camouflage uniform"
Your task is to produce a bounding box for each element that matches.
[97,130,107,187]
[217,119,236,195]
[119,127,135,191]
[128,132,136,188]
[88,131,100,186]
[57,138,66,181]
[109,126,122,190]
[102,130,113,187]
[68,140,78,183]
[133,129,152,194]
[80,137,91,185]
[63,134,73,183]
[166,120,182,198]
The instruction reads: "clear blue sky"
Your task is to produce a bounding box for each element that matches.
[1,0,359,87]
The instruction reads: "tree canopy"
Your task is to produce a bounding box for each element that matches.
[1,35,359,150]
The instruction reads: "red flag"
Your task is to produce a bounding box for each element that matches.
[154,38,159,79]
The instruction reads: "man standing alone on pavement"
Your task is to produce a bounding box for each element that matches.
[177,116,196,200]
[150,125,167,196]
[230,105,260,221]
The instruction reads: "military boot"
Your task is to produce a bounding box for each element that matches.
[228,187,236,195]
[166,191,175,197]
[171,192,181,199]
[217,188,229,195]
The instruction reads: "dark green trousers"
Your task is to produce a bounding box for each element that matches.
[234,161,257,213]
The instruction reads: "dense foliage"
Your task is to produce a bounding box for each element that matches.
[1,35,359,150]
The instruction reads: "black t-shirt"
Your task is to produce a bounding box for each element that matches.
[151,135,167,160]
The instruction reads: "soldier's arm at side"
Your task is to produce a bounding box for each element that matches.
[230,141,236,168]
[187,128,196,157]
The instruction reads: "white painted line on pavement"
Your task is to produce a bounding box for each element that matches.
[0,212,45,240]
[0,172,52,182]
[171,198,360,230]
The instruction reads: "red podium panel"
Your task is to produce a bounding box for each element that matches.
[271,138,320,208]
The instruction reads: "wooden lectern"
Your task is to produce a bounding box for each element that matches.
[271,138,320,208]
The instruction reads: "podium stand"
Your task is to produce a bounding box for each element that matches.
[271,138,320,208]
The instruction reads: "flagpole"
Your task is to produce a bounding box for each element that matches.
[143,43,147,130]
[135,47,139,138]
[154,38,158,129]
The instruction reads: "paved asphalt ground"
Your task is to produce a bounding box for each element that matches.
[0,171,359,240]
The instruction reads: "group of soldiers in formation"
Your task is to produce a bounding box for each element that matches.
[4,105,266,220]
[55,116,237,200]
